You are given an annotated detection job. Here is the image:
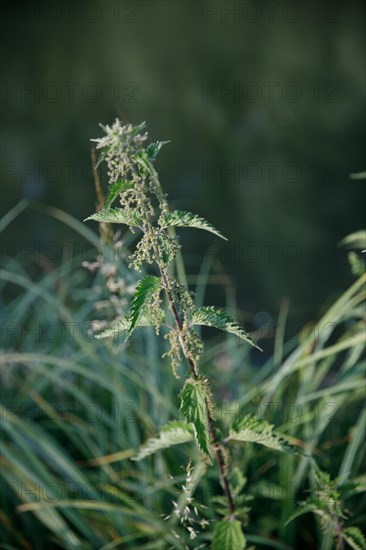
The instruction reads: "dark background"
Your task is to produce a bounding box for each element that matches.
[1,0,365,325]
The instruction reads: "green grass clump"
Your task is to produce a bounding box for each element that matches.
[0,143,365,549]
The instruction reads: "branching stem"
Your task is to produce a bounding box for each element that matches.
[142,188,237,518]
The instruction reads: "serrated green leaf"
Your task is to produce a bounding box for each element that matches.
[159,209,227,241]
[228,415,300,454]
[285,499,322,525]
[95,312,164,339]
[94,317,131,339]
[127,275,161,336]
[146,140,170,160]
[132,421,195,461]
[212,519,246,550]
[180,380,211,458]
[105,179,134,208]
[191,306,261,350]
[343,527,366,550]
[210,493,252,518]
[84,207,142,227]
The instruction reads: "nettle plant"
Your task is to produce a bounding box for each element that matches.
[85,119,302,549]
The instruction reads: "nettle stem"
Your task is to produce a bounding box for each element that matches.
[134,158,237,517]
[159,267,236,516]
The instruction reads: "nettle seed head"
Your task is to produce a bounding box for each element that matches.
[174,282,195,315]
[92,119,148,184]
[157,233,181,265]
[146,286,164,335]
[163,329,182,379]
[93,120,180,276]
[182,324,204,367]
[129,231,158,271]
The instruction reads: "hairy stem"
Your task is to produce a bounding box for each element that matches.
[137,167,237,516]
[159,259,236,517]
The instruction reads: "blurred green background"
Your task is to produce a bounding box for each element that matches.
[1,3,366,548]
[1,0,365,322]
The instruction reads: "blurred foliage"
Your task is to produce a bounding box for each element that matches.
[1,4,366,545]
[1,0,365,316]
[0,203,365,548]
